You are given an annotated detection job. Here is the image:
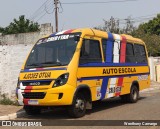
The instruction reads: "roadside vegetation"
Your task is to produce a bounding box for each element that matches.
[0,94,18,105]
[0,14,159,56]
[0,15,39,35]
[95,14,160,56]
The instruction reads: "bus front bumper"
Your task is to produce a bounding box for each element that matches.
[16,84,75,106]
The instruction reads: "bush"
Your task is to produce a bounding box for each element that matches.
[0,94,17,105]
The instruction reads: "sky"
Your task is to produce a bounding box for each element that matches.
[0,0,160,32]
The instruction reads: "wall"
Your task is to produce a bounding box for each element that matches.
[0,23,53,45]
[0,45,32,99]
[148,56,160,82]
[156,65,160,82]
[0,23,53,99]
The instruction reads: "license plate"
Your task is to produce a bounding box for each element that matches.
[28,100,39,105]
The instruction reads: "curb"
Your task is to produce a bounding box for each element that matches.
[140,86,160,93]
[0,110,26,120]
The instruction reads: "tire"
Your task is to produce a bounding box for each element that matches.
[120,85,139,103]
[68,93,86,118]
[24,105,41,115]
[120,94,128,103]
[128,85,139,103]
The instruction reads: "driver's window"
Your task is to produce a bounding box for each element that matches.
[80,39,102,64]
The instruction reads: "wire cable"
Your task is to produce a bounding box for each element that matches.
[61,0,142,5]
[29,0,53,21]
[45,0,55,14]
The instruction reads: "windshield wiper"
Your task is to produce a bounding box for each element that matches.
[41,61,67,66]
[26,62,67,69]
[26,63,43,68]
[27,63,42,67]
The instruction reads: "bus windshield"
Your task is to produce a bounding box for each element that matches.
[25,33,80,69]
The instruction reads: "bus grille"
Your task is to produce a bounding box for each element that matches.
[22,92,46,99]
[22,80,51,86]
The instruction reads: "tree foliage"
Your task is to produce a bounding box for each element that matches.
[132,14,160,56]
[95,15,160,56]
[138,14,160,35]
[95,17,120,33]
[0,15,39,35]
[95,16,135,34]
[132,26,160,57]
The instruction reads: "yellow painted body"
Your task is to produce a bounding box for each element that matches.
[17,28,150,106]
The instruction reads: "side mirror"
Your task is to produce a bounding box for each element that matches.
[74,35,80,42]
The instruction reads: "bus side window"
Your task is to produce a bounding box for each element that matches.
[125,43,136,63]
[80,39,102,64]
[134,44,147,63]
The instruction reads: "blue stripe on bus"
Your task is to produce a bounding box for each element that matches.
[78,72,150,99]
[49,32,57,37]
[21,67,67,73]
[100,77,109,99]
[20,79,54,82]
[16,88,18,94]
[77,72,150,81]
[78,76,104,81]
[79,63,148,67]
[106,33,114,63]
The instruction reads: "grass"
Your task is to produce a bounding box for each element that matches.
[0,94,17,105]
[0,98,14,105]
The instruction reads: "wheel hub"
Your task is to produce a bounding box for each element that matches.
[75,99,85,110]
[132,90,137,100]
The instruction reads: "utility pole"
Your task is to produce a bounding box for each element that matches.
[54,0,58,32]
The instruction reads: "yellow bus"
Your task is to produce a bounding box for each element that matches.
[16,28,150,118]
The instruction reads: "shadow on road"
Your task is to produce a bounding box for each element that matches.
[17,96,146,120]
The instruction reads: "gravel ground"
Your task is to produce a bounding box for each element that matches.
[0,105,23,116]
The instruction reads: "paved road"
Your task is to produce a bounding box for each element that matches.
[15,85,160,128]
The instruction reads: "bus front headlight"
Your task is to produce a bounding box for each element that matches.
[53,73,69,87]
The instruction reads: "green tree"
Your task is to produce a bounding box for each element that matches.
[95,16,135,34]
[95,16,120,33]
[132,27,160,56]
[138,14,160,35]
[132,14,160,56]
[0,15,39,35]
[95,15,160,56]
[0,27,4,32]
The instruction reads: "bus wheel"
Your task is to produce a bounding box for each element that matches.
[24,105,41,115]
[120,95,128,103]
[68,93,86,118]
[128,85,139,103]
[121,85,139,103]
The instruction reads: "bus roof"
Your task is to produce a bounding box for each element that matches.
[42,28,145,45]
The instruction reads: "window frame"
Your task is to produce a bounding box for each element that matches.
[102,39,107,62]
[125,42,136,63]
[79,38,102,64]
[134,44,148,63]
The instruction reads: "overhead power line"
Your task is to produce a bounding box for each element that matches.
[29,0,54,22]
[103,13,158,26]
[115,13,158,22]
[45,1,55,14]
[29,0,63,32]
[29,0,148,22]
[61,0,141,5]
[29,0,158,30]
